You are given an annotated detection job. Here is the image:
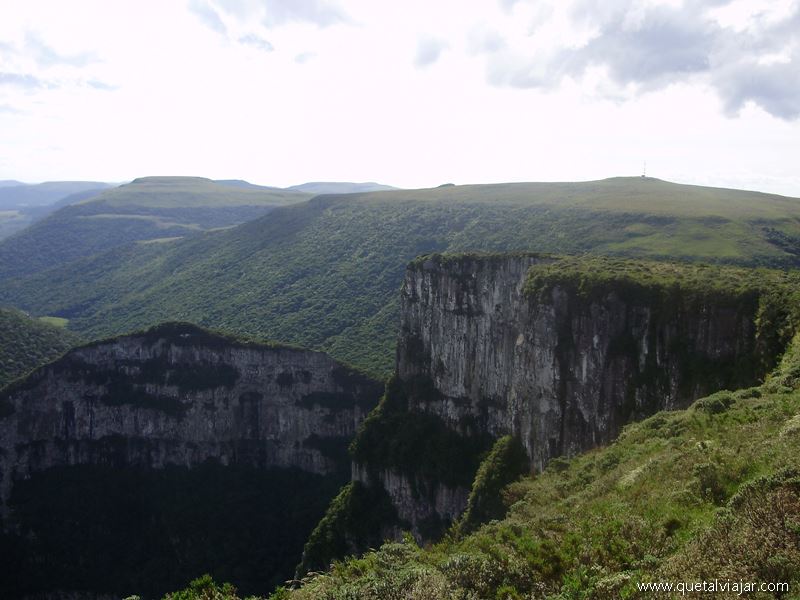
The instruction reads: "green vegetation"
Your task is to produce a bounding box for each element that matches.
[524,254,800,307]
[297,481,399,577]
[456,435,530,536]
[37,315,69,328]
[0,307,82,388]
[0,463,344,599]
[93,177,306,209]
[6,177,799,377]
[273,336,800,600]
[0,176,311,281]
[0,182,113,239]
[350,376,493,490]
[160,574,262,600]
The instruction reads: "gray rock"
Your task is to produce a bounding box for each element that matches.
[362,253,765,540]
[0,323,382,518]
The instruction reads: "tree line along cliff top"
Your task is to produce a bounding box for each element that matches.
[523,255,800,303]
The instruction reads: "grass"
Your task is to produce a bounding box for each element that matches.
[523,255,800,311]
[3,177,800,377]
[81,214,205,230]
[37,316,69,328]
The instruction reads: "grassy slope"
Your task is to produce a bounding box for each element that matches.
[276,336,800,600]
[0,176,311,280]
[3,177,800,377]
[0,308,83,388]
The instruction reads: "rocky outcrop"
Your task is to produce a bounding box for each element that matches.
[0,322,383,517]
[350,253,783,541]
[352,463,469,539]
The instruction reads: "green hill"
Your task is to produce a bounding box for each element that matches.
[89,176,307,208]
[2,177,800,377]
[0,176,311,280]
[0,308,83,388]
[0,181,114,240]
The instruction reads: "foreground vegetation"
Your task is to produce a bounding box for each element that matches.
[4,177,800,377]
[166,334,800,599]
[0,308,82,388]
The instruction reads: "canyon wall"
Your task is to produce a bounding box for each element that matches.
[0,322,383,517]
[350,253,773,541]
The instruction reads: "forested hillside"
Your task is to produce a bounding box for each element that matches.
[0,308,82,388]
[0,176,311,280]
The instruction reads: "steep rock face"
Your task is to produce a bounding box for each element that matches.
[352,463,469,540]
[0,322,383,516]
[399,254,763,469]
[353,254,777,540]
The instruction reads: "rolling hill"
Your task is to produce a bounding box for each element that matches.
[0,308,83,388]
[0,176,312,280]
[2,176,800,377]
[0,180,114,240]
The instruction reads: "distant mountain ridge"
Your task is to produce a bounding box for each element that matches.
[0,181,114,209]
[214,179,285,191]
[286,181,398,194]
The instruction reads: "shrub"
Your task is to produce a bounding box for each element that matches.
[457,436,530,536]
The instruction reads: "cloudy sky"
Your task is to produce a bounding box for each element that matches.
[1,0,799,195]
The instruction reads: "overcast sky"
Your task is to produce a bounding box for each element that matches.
[1,0,799,195]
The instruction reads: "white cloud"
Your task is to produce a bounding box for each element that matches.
[188,0,227,34]
[0,0,797,197]
[414,37,448,68]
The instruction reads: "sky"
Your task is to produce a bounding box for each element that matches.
[1,0,799,195]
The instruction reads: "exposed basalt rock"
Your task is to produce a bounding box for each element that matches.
[0,322,383,516]
[350,253,787,542]
[352,463,469,540]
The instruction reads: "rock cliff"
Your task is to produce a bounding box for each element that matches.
[0,322,382,516]
[345,253,791,542]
